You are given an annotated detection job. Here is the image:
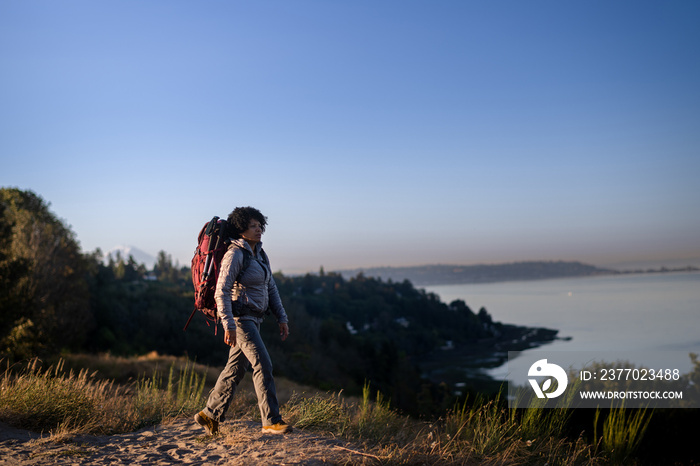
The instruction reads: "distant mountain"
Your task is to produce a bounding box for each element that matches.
[336,261,616,286]
[104,245,156,269]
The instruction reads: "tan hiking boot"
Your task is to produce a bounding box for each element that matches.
[261,421,293,434]
[194,411,219,435]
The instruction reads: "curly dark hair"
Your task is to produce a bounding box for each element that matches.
[226,206,267,239]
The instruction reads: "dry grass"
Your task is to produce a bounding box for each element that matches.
[594,404,653,464]
[0,356,204,436]
[281,384,605,465]
[0,353,648,465]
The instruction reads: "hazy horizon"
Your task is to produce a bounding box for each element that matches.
[2,1,698,274]
[100,243,699,277]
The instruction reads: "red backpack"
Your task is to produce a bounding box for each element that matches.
[184,216,230,332]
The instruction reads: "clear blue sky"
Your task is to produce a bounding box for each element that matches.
[2,0,699,274]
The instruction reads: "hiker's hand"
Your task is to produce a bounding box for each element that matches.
[279,323,289,341]
[224,329,236,347]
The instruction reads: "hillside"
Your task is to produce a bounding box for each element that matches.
[337,260,615,286]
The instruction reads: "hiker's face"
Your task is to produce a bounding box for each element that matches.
[241,220,263,245]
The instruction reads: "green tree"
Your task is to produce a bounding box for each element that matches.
[154,250,174,281]
[153,250,189,284]
[0,188,93,359]
[0,201,31,352]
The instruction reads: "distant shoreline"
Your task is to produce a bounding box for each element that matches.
[336,260,699,287]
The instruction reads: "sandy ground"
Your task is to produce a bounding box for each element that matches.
[0,418,382,465]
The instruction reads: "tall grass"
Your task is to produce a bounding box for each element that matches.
[284,392,350,433]
[440,394,518,458]
[282,382,659,465]
[284,385,602,465]
[516,376,579,441]
[0,357,205,436]
[594,404,653,464]
[284,382,408,442]
[132,359,206,425]
[0,358,115,434]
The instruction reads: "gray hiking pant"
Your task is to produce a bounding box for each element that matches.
[203,319,282,426]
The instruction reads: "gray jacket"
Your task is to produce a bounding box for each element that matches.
[214,238,288,330]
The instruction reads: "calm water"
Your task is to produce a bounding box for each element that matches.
[425,272,700,382]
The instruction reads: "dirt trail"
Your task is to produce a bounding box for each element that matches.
[0,418,381,465]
